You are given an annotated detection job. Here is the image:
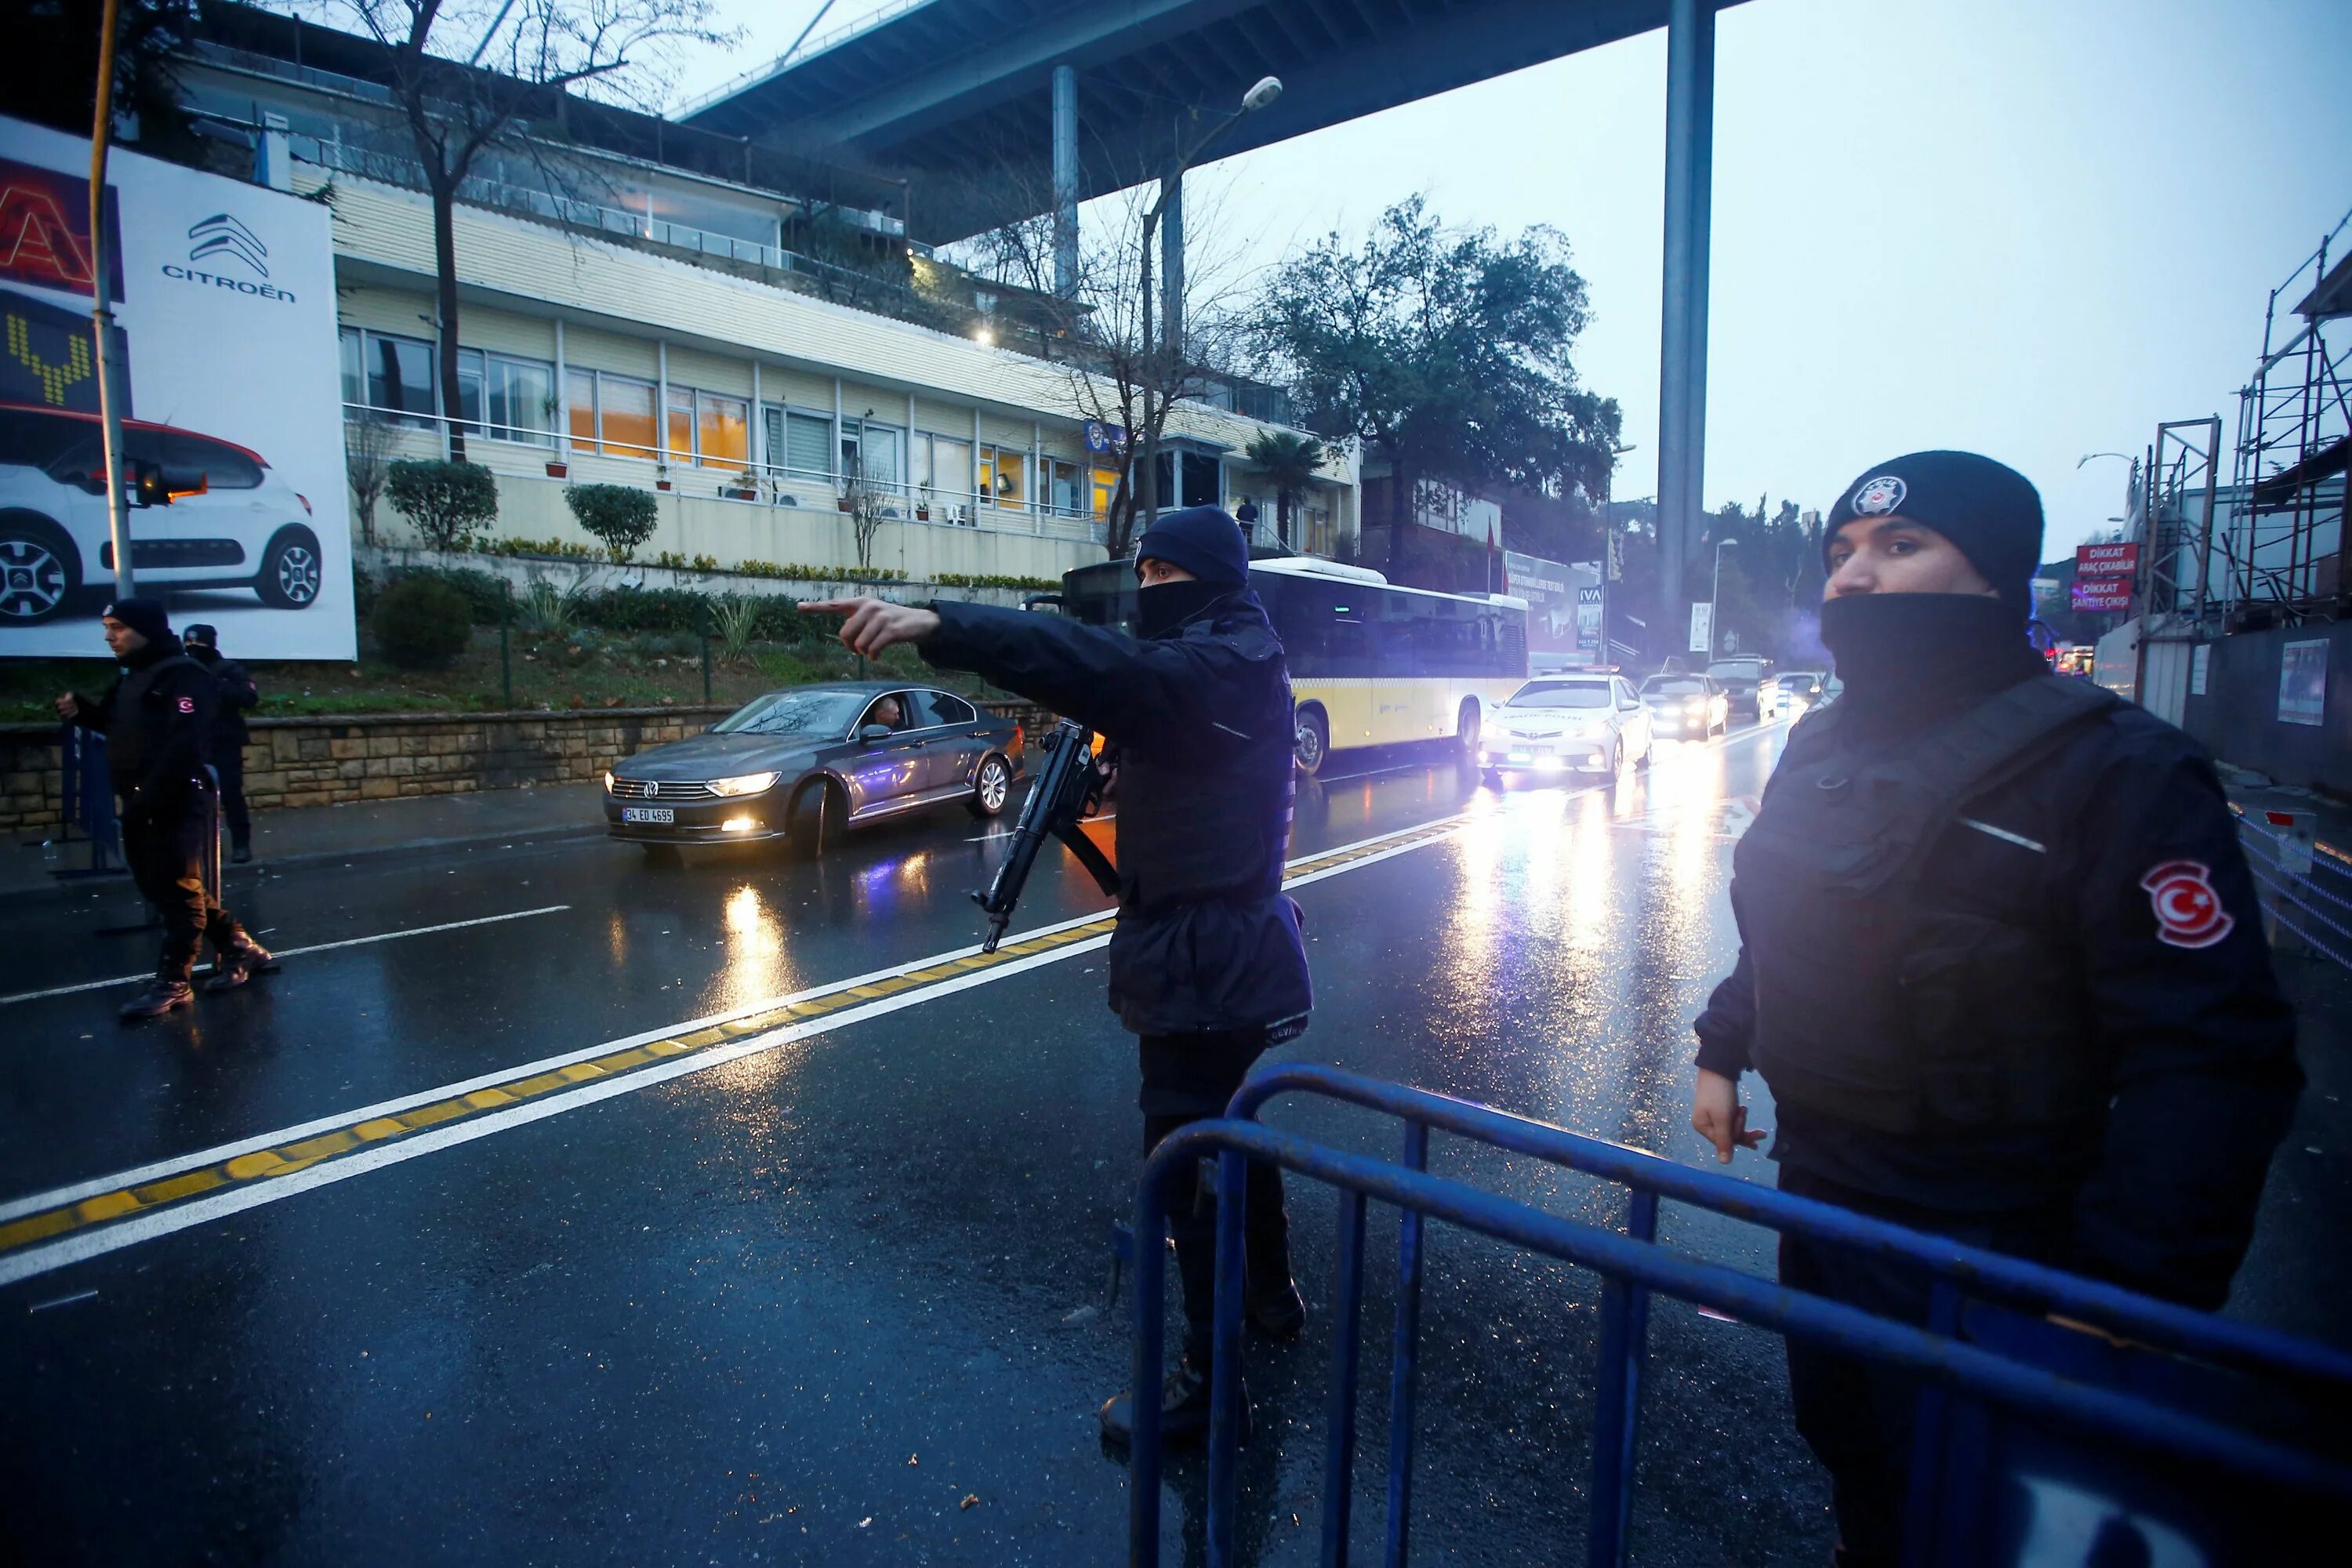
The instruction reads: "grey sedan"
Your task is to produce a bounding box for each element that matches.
[604,681,1025,858]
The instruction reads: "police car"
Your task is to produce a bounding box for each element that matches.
[1478,674,1653,782]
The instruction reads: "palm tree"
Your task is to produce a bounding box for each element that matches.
[1243,431,1329,550]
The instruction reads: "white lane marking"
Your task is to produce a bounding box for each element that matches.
[0,812,1450,1232]
[0,746,1780,1285]
[0,906,573,1007]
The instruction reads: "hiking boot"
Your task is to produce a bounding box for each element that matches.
[120,980,194,1022]
[1098,1359,1250,1448]
[1247,1277,1307,1341]
[203,939,278,993]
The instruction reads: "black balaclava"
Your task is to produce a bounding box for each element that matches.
[1818,450,2049,747]
[1134,505,1250,640]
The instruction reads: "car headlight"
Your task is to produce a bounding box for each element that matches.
[604,770,615,793]
[706,771,779,797]
[1684,699,1704,713]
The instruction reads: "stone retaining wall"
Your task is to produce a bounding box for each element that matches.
[1,699,1057,833]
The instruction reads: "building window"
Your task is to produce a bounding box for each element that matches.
[698,393,749,469]
[912,433,973,520]
[775,408,833,485]
[455,348,554,447]
[1046,458,1086,517]
[841,418,902,492]
[981,444,1026,509]
[1091,465,1121,521]
[1180,450,1220,509]
[666,384,695,463]
[565,368,657,459]
[339,326,436,426]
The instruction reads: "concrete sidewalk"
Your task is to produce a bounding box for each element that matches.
[3,782,607,901]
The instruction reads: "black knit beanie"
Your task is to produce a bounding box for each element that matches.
[1135,506,1250,586]
[103,596,171,644]
[1824,451,2044,615]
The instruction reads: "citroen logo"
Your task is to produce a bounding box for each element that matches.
[187,213,267,278]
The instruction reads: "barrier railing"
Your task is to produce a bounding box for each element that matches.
[2234,804,2352,969]
[1125,1064,2352,1567]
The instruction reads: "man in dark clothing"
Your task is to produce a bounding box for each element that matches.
[180,623,260,862]
[56,599,275,1021]
[805,506,1311,1443]
[1690,452,2300,1566]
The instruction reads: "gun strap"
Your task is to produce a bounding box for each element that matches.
[1054,821,1121,895]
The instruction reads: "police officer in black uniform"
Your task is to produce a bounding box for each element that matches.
[1690,452,2300,1566]
[805,506,1311,1443]
[180,623,260,863]
[56,598,276,1022]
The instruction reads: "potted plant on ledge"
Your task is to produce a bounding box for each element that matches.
[543,394,568,477]
[723,468,759,502]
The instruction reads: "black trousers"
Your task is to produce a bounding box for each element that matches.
[122,793,247,982]
[215,746,250,850]
[1139,1029,1293,1368]
[1776,1166,2071,1567]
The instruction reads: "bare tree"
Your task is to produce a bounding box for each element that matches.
[844,453,889,577]
[302,0,732,460]
[343,410,397,546]
[946,168,1253,561]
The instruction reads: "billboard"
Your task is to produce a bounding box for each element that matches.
[2076,542,2139,575]
[2072,578,2132,613]
[1502,549,1600,666]
[0,116,354,659]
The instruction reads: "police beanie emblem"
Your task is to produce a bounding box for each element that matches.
[1851,475,1907,516]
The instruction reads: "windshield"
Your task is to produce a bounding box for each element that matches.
[710,689,866,738]
[1707,662,1763,682]
[1643,677,1708,695]
[1505,681,1611,710]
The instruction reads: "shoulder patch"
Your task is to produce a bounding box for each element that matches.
[2140,859,2234,949]
[176,695,196,714]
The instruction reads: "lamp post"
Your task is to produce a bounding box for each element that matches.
[1134,75,1280,548]
[1709,535,1738,658]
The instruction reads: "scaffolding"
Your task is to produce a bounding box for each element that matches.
[2215,209,2352,627]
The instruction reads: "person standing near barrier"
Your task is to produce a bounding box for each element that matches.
[1689,452,2300,1567]
[55,599,276,1022]
[804,506,1311,1444]
[180,624,259,863]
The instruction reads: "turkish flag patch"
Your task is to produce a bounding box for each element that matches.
[176,695,195,713]
[2140,859,2234,949]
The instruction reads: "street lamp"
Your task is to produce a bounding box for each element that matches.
[1134,76,1281,543]
[1709,535,1738,658]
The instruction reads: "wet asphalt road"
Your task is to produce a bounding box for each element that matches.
[2,717,2344,1566]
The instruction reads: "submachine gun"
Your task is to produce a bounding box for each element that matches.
[973,720,1120,953]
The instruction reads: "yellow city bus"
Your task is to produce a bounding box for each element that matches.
[1056,556,1530,774]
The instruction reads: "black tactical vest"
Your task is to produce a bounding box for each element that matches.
[1733,676,2122,1136]
[1112,620,1297,916]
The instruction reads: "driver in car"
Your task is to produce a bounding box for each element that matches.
[866,695,906,731]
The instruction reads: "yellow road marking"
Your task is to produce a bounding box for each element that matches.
[0,823,1457,1264]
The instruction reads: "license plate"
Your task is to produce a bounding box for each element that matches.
[622,806,675,824]
[1507,751,1534,764]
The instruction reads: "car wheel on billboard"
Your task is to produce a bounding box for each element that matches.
[0,510,79,625]
[256,524,323,609]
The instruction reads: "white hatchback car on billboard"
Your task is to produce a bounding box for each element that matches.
[0,402,325,624]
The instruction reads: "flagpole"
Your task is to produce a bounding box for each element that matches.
[90,0,135,599]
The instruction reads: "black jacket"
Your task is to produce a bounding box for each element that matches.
[920,595,1312,1039]
[1695,691,2300,1310]
[185,644,259,747]
[66,636,219,819]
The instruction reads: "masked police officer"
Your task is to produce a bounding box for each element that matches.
[1690,452,2300,1566]
[180,624,260,863]
[805,506,1311,1443]
[55,598,276,1022]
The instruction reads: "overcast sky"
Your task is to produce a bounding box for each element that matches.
[671,0,2352,557]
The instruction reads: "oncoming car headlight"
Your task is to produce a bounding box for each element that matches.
[706,771,779,797]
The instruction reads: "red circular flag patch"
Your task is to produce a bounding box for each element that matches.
[176,695,195,713]
[2140,859,2233,949]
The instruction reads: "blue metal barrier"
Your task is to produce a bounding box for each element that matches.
[56,723,119,873]
[1125,1065,2352,1568]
